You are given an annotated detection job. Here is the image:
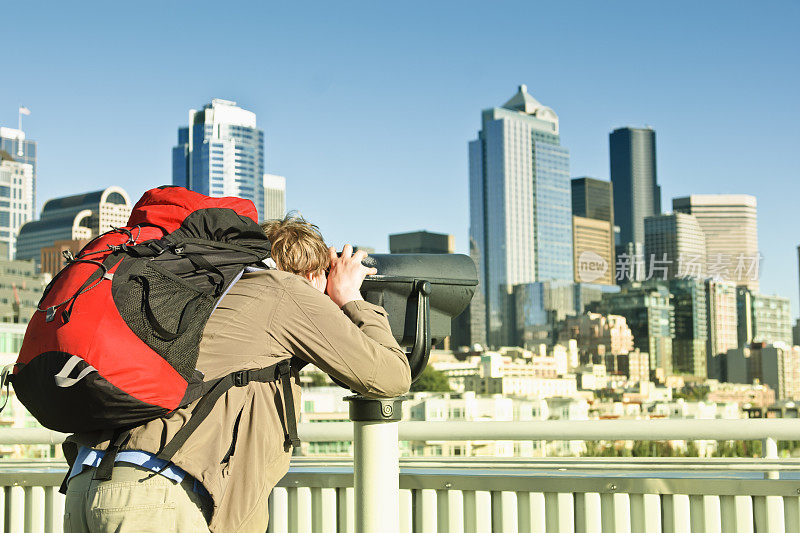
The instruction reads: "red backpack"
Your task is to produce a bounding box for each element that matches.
[6,186,298,480]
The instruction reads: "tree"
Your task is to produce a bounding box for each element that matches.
[308,372,328,387]
[410,368,452,392]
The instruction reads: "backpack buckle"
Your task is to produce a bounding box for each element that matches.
[233,370,250,387]
[147,241,168,255]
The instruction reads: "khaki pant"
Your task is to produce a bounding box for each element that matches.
[64,464,212,532]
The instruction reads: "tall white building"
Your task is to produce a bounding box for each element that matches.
[469,85,572,346]
[262,173,286,221]
[0,126,36,212]
[673,195,759,291]
[706,279,738,357]
[0,153,34,259]
[173,99,266,220]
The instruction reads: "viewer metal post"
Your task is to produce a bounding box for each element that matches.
[347,395,405,533]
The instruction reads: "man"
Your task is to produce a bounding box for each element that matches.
[63,215,411,532]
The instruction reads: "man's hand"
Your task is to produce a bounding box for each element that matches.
[326,244,377,308]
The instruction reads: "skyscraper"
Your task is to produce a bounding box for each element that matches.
[593,281,674,378]
[571,178,615,286]
[0,151,34,259]
[389,231,455,254]
[572,216,615,286]
[16,187,131,264]
[610,127,660,247]
[736,288,792,346]
[514,281,576,347]
[0,126,36,212]
[706,279,738,357]
[173,99,265,220]
[262,174,286,221]
[670,278,708,378]
[673,195,759,291]
[644,213,706,280]
[571,177,614,226]
[469,85,572,346]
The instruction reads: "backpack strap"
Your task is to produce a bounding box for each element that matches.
[155,359,298,463]
[92,428,132,482]
[279,362,301,447]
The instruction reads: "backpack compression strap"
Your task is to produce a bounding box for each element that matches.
[155,359,299,464]
[88,360,299,484]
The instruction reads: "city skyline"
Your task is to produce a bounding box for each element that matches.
[2,1,798,315]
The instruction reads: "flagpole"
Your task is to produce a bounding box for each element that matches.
[17,107,22,156]
[17,106,30,157]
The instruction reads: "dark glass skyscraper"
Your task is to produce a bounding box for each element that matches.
[609,127,660,246]
[571,177,614,226]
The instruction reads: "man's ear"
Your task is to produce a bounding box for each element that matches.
[304,271,326,293]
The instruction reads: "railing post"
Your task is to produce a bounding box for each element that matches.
[347,395,405,533]
[762,437,779,480]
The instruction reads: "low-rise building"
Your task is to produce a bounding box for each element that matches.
[16,187,131,265]
[576,364,607,391]
[40,238,91,276]
[404,392,549,457]
[726,342,800,400]
[433,351,578,399]
[557,312,634,361]
[297,386,351,456]
[0,258,49,324]
[706,382,775,408]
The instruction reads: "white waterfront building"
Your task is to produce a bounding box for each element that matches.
[262,173,286,221]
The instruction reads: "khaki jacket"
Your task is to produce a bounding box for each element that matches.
[65,269,411,532]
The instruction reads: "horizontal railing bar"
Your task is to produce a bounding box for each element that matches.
[397,419,800,441]
[276,471,800,497]
[4,467,800,497]
[6,419,800,445]
[0,428,69,445]
[302,419,800,442]
[4,456,800,474]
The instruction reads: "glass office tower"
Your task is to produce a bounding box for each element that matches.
[571,177,614,226]
[469,85,572,346]
[173,99,265,220]
[610,127,660,247]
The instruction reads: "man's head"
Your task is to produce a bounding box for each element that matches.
[260,214,330,292]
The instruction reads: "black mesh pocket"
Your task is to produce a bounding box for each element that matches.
[115,262,214,381]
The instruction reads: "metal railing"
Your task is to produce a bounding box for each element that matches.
[2,419,799,533]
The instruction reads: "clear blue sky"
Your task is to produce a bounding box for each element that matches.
[3,1,799,313]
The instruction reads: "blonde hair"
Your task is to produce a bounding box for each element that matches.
[260,213,330,276]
